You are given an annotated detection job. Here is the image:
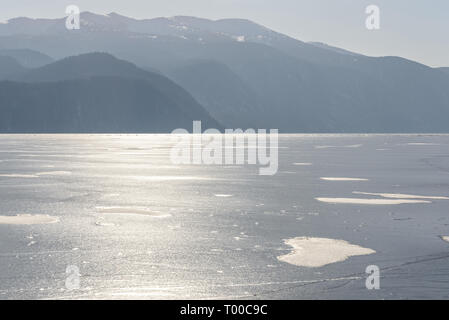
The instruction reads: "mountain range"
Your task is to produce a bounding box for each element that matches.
[0,12,448,132]
[0,53,219,133]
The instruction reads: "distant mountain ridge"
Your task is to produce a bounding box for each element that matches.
[164,59,269,129]
[0,55,27,79]
[0,49,53,68]
[0,53,220,133]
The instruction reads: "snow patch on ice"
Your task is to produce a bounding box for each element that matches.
[278,237,375,267]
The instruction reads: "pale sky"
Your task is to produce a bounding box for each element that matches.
[1,0,448,67]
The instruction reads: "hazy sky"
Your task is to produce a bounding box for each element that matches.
[1,0,448,67]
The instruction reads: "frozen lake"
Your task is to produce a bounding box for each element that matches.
[1,134,449,299]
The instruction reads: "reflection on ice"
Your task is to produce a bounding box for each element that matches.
[97,207,171,218]
[1,134,449,299]
[133,176,213,182]
[407,143,440,146]
[0,174,38,178]
[36,171,72,176]
[315,144,362,149]
[353,191,449,200]
[321,177,368,181]
[0,214,60,225]
[315,197,430,205]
